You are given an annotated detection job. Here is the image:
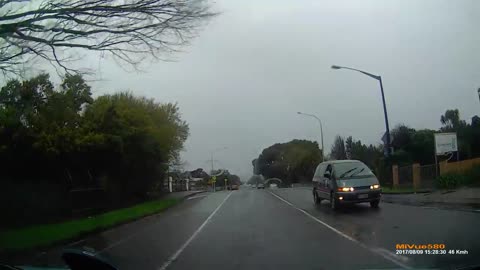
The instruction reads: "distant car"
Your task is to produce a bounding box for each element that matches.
[257,183,265,189]
[231,184,239,190]
[269,183,278,189]
[312,160,381,210]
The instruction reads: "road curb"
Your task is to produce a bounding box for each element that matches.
[181,190,207,199]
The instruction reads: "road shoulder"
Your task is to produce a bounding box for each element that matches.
[382,187,480,212]
[0,191,222,268]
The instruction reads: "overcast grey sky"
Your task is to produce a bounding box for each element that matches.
[87,0,479,179]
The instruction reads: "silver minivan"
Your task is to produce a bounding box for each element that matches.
[312,160,381,210]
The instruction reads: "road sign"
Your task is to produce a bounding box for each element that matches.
[208,176,216,184]
[434,133,458,155]
[381,132,388,144]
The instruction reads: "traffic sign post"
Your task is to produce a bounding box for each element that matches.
[211,176,217,192]
[224,178,228,190]
[434,132,459,177]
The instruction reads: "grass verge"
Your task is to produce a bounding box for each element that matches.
[382,187,431,194]
[0,198,178,251]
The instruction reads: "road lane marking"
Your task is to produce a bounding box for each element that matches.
[268,191,412,269]
[187,195,208,200]
[374,247,410,263]
[97,221,160,254]
[158,191,233,270]
[96,193,214,255]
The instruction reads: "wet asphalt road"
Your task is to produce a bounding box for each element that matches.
[26,187,480,270]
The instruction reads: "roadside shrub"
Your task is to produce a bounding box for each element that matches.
[436,165,480,189]
[465,165,480,186]
[436,174,466,189]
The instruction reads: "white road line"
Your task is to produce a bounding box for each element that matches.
[187,195,208,200]
[374,247,410,263]
[97,193,211,254]
[158,191,233,270]
[268,191,412,269]
[97,224,155,254]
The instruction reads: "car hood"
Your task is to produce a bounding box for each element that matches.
[17,267,67,270]
[336,176,379,188]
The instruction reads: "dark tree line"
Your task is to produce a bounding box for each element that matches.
[330,109,480,168]
[253,109,480,187]
[0,73,189,223]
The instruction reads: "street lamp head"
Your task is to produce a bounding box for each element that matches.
[331,65,342,70]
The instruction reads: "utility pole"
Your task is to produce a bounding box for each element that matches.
[211,152,214,173]
[210,147,228,174]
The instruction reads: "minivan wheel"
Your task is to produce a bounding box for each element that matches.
[313,190,321,205]
[330,193,339,210]
[370,200,380,208]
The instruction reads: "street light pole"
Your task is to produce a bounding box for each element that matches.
[378,77,391,157]
[210,146,228,174]
[297,112,324,161]
[331,65,391,157]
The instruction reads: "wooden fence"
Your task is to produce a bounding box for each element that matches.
[392,157,480,189]
[439,157,480,175]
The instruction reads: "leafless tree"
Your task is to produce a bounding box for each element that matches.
[0,0,215,76]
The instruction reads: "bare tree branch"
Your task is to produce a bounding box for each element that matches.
[0,0,216,76]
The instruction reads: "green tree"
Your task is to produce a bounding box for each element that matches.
[330,135,347,160]
[409,129,435,164]
[81,92,189,200]
[439,109,472,160]
[345,136,354,159]
[470,116,480,157]
[256,140,321,184]
[0,74,94,181]
[0,74,190,214]
[343,135,383,170]
[440,109,466,131]
[390,124,415,151]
